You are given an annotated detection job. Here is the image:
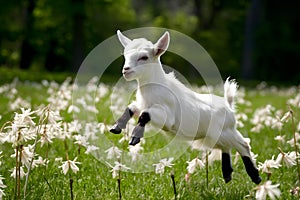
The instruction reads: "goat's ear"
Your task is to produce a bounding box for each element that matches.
[154,31,170,57]
[117,30,131,47]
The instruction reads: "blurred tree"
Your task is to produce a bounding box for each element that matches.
[255,0,300,83]
[0,0,22,67]
[19,0,36,70]
[71,0,86,72]
[241,0,262,79]
[193,0,224,31]
[33,0,72,72]
[0,0,299,83]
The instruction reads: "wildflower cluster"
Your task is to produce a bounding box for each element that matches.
[0,78,299,199]
[0,77,109,198]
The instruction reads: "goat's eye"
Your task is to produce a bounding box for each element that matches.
[138,56,148,61]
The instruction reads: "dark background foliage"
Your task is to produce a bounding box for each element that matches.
[0,0,299,84]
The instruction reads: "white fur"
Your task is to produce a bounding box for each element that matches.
[116,30,251,157]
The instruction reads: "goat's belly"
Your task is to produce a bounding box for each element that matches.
[171,116,210,140]
[172,107,235,141]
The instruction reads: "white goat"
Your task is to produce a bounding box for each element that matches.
[110,30,261,184]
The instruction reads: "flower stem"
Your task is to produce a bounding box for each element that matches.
[24,125,43,197]
[206,150,209,188]
[15,145,19,200]
[170,171,177,199]
[117,178,122,200]
[18,145,22,200]
[64,139,69,161]
[70,177,74,200]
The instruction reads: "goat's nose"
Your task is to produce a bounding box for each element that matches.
[123,67,130,71]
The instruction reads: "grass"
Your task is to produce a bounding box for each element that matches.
[0,77,299,200]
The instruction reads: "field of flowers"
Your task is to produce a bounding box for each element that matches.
[0,77,299,200]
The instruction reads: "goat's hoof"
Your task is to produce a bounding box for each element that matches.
[110,124,122,134]
[224,176,232,183]
[252,176,262,185]
[129,137,140,146]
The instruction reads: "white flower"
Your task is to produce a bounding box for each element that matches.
[106,161,131,178]
[59,157,81,175]
[47,110,62,124]
[0,175,6,189]
[57,122,72,140]
[186,157,205,174]
[68,120,82,133]
[276,151,297,167]
[21,146,34,168]
[153,157,174,174]
[10,146,34,168]
[287,93,300,108]
[10,166,26,179]
[74,135,89,147]
[10,98,31,111]
[280,110,292,122]
[33,156,48,167]
[105,146,122,159]
[258,156,281,174]
[0,188,5,199]
[13,108,36,126]
[251,124,264,133]
[85,145,99,154]
[98,123,107,134]
[55,157,63,162]
[128,144,143,161]
[254,181,281,200]
[67,105,80,113]
[97,83,109,99]
[207,149,222,165]
[86,105,98,113]
[76,97,87,107]
[38,123,62,147]
[0,176,6,198]
[84,122,99,140]
[287,132,300,147]
[236,113,248,128]
[274,135,285,143]
[251,105,284,132]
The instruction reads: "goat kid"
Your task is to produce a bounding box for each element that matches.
[110,30,261,184]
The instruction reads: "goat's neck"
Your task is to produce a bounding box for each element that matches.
[136,62,166,87]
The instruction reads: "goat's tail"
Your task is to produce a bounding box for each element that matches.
[224,77,238,110]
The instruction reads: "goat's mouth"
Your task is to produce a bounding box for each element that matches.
[123,70,134,78]
[123,70,133,76]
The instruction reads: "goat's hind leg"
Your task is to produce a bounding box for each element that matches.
[242,156,261,184]
[110,107,134,134]
[234,130,262,184]
[222,151,233,183]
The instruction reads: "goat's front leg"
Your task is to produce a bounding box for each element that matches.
[110,107,134,134]
[129,112,151,145]
[130,105,171,145]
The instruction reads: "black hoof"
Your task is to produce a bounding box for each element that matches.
[224,176,232,183]
[252,176,262,185]
[129,137,140,146]
[110,124,122,134]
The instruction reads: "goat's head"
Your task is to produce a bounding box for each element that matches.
[117,30,170,81]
